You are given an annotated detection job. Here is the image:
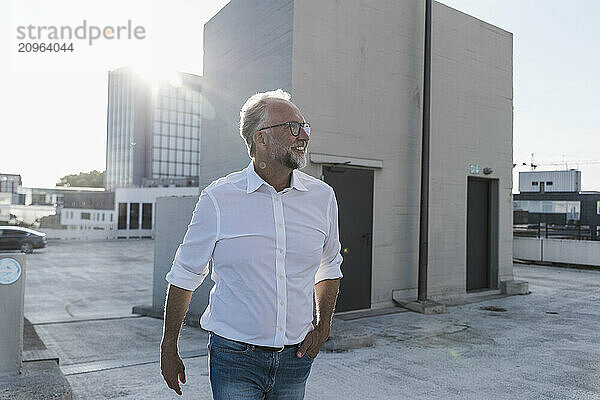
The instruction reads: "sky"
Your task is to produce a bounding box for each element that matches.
[439,0,600,192]
[1,0,599,192]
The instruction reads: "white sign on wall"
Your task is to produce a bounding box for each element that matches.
[597,200,600,215]
[0,258,22,285]
[469,164,480,175]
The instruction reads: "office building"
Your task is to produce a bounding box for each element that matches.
[0,174,21,194]
[105,67,203,190]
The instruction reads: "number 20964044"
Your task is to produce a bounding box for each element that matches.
[18,42,74,52]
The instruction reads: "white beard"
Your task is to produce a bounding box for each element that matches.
[268,135,307,169]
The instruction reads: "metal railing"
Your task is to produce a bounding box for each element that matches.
[514,223,599,240]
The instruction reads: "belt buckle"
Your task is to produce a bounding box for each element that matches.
[276,346,285,353]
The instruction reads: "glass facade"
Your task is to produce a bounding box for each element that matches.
[106,67,202,190]
[151,84,201,179]
[129,203,139,229]
[514,200,581,221]
[118,203,127,229]
[0,174,22,193]
[106,68,135,190]
[142,203,152,229]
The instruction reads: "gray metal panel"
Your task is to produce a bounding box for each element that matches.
[0,254,25,376]
[152,196,213,320]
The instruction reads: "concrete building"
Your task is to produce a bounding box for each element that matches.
[514,170,600,238]
[0,174,21,193]
[143,0,515,318]
[16,186,68,206]
[105,67,203,190]
[192,0,515,312]
[60,191,116,232]
[113,187,199,239]
[7,186,104,226]
[0,193,12,223]
[0,174,20,223]
[514,171,600,264]
[518,170,581,193]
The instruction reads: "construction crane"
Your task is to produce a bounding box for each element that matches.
[513,153,600,170]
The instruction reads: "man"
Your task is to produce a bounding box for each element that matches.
[160,89,343,399]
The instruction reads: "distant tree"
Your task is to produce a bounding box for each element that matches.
[56,170,105,188]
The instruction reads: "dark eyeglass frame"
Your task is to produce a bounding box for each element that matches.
[257,121,311,137]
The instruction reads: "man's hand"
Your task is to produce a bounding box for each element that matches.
[161,284,193,396]
[297,278,340,359]
[297,324,330,359]
[160,343,186,396]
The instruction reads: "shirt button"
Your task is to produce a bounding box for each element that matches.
[278,223,283,227]
[279,275,284,279]
[279,327,283,332]
[280,300,285,305]
[279,248,284,254]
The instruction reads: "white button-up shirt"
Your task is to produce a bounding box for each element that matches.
[166,161,343,347]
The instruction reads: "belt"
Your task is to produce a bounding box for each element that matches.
[217,334,299,353]
[251,343,300,353]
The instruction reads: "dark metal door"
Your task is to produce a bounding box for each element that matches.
[467,178,490,291]
[323,166,373,312]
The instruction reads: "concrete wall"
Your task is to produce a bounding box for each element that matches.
[513,237,542,262]
[193,0,513,308]
[292,1,513,304]
[152,196,214,318]
[514,237,600,267]
[200,0,295,189]
[428,2,514,297]
[44,228,116,240]
[291,0,425,306]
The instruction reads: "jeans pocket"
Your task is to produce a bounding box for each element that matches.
[210,334,250,354]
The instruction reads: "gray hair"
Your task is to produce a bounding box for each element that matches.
[239,89,291,158]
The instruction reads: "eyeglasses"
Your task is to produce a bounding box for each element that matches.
[257,121,311,137]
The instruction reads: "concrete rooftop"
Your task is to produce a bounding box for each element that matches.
[9,240,600,399]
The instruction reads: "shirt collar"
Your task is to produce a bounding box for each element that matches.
[246,161,264,193]
[290,169,308,192]
[246,161,308,193]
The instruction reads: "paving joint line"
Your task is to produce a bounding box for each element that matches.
[61,349,208,376]
[32,315,145,326]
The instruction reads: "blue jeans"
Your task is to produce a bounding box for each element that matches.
[208,332,314,399]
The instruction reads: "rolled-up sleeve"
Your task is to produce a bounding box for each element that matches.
[315,189,343,284]
[166,191,219,291]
